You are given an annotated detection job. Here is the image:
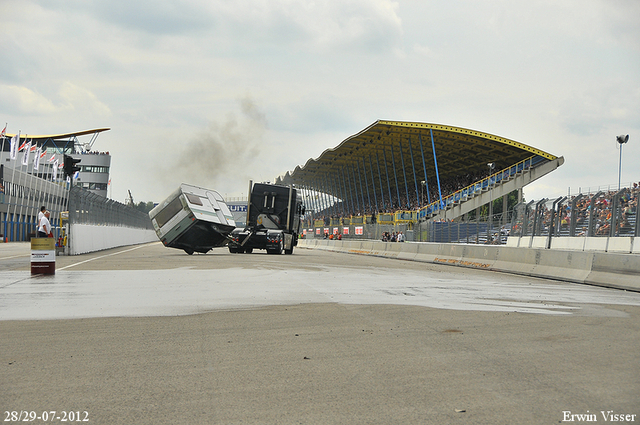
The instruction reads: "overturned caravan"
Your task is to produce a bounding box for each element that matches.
[149,184,236,255]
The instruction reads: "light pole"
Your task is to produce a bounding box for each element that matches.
[617,134,629,190]
[420,180,426,206]
[487,162,495,243]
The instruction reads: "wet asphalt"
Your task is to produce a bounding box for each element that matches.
[1,241,639,424]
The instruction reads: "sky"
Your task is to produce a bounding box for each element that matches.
[1,0,639,205]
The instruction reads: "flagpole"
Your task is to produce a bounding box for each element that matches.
[34,145,47,234]
[11,134,28,241]
[9,132,25,240]
[15,137,33,240]
[33,147,45,235]
[0,123,7,166]
[0,124,7,239]
[53,157,64,239]
[19,139,34,239]
[7,131,20,207]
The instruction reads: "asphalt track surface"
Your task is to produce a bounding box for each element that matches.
[1,241,639,424]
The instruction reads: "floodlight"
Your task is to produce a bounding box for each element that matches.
[616,134,630,190]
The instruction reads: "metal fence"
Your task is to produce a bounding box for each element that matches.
[69,186,153,229]
[303,186,640,245]
[511,188,639,240]
[302,211,512,245]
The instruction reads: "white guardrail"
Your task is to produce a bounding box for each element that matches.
[298,237,640,292]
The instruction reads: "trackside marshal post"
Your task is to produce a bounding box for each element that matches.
[31,238,55,275]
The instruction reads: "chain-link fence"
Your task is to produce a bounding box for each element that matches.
[68,186,153,229]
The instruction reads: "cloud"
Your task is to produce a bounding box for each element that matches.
[558,83,640,137]
[2,0,638,205]
[58,82,112,117]
[0,85,57,116]
[31,0,403,54]
[0,82,110,120]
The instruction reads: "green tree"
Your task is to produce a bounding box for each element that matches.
[135,201,156,214]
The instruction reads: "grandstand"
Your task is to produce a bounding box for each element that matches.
[510,186,639,244]
[277,120,564,237]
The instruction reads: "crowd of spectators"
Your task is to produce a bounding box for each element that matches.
[80,150,110,155]
[309,169,492,224]
[381,231,405,242]
[517,182,639,237]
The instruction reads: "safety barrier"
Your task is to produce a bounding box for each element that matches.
[298,238,640,292]
[66,186,155,255]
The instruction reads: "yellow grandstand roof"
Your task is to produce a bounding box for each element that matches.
[281,120,557,185]
[3,128,110,140]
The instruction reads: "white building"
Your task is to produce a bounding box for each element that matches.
[0,128,110,241]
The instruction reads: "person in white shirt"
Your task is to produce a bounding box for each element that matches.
[38,211,51,238]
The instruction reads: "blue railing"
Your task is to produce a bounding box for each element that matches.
[420,156,538,218]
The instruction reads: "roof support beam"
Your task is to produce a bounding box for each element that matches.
[334,173,345,218]
[430,129,444,209]
[361,158,372,212]
[341,166,351,216]
[418,134,431,205]
[408,137,419,210]
[390,144,401,209]
[375,151,386,211]
[368,154,378,212]
[336,170,346,217]
[382,148,393,211]
[398,139,410,210]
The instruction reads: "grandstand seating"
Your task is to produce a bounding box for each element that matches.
[423,155,563,222]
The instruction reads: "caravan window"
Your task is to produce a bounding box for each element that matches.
[154,196,184,228]
[185,193,203,206]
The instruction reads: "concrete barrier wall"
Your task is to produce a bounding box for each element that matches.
[298,238,640,292]
[69,224,157,255]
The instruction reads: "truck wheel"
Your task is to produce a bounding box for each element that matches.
[228,245,238,254]
[244,248,253,254]
[284,246,293,255]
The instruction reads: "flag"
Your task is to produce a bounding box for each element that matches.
[52,159,58,181]
[73,170,79,180]
[9,132,19,160]
[22,142,31,166]
[19,139,28,151]
[0,124,6,138]
[33,147,41,171]
[48,155,56,163]
[30,144,37,152]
